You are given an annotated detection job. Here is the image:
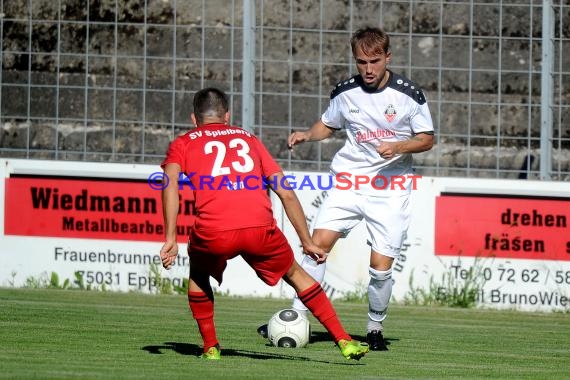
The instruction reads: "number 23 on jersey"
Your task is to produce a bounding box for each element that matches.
[204,138,255,177]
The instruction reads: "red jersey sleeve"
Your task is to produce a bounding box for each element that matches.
[161,135,187,171]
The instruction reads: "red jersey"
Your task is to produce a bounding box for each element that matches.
[161,124,282,232]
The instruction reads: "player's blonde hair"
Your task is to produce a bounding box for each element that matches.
[350,27,390,57]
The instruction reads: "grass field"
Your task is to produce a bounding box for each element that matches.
[1,288,569,379]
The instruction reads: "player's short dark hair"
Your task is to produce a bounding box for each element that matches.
[193,87,229,124]
[350,27,390,57]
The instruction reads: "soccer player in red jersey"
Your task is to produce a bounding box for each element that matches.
[159,87,369,360]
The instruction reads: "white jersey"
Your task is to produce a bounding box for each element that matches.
[321,71,434,196]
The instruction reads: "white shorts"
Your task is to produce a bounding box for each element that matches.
[313,188,411,258]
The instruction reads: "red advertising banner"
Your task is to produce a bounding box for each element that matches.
[4,177,194,242]
[435,194,570,261]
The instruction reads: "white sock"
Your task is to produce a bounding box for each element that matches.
[367,267,392,330]
[291,255,326,313]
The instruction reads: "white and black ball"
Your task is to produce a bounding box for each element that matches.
[267,309,310,348]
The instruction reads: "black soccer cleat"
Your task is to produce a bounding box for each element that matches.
[257,323,268,339]
[367,330,388,351]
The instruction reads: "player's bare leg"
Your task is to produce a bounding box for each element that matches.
[291,229,342,316]
[367,251,394,351]
[188,269,221,359]
[283,261,369,360]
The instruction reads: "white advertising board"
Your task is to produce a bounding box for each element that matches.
[272,172,570,312]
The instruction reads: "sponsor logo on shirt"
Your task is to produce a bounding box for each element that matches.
[355,129,396,143]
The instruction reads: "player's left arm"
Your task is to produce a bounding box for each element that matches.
[378,132,434,157]
[160,162,181,269]
[255,136,326,261]
[266,171,327,263]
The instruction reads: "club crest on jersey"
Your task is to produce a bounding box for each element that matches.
[384,104,397,122]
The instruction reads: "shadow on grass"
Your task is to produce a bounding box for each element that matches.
[310,331,398,349]
[142,342,365,365]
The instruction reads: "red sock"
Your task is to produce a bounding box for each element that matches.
[297,283,350,343]
[188,291,218,351]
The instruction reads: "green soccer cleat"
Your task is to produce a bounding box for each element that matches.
[199,345,221,360]
[337,339,370,361]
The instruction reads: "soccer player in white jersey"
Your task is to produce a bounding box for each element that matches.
[286,26,434,350]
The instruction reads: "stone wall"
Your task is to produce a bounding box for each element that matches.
[1,1,568,178]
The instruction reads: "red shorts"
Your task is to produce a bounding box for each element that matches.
[188,222,294,286]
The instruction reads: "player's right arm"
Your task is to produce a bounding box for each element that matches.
[160,162,181,269]
[288,120,335,149]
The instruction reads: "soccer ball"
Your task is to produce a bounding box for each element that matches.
[267,309,310,348]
